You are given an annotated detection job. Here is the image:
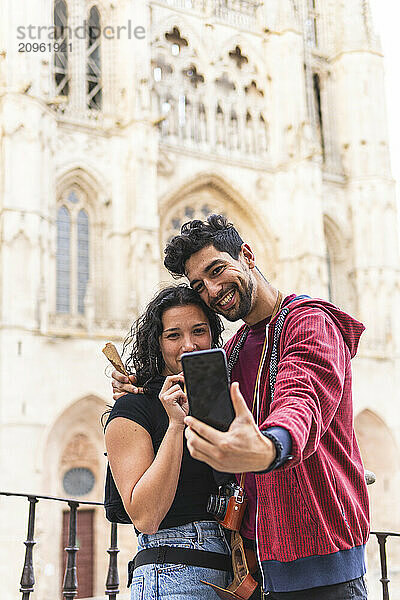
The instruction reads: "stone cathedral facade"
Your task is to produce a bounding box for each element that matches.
[0,0,399,598]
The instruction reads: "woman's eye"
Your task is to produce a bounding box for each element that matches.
[166,333,179,339]
[194,328,207,335]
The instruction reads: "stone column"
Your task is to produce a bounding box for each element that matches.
[331,1,400,357]
[115,0,161,317]
[261,4,328,297]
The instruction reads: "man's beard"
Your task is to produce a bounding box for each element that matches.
[213,278,254,322]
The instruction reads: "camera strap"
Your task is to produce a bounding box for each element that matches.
[237,291,283,489]
[203,531,259,599]
[227,291,282,379]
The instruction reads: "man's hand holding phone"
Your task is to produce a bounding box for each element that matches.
[184,382,276,473]
[181,348,234,431]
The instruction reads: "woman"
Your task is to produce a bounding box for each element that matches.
[104,285,232,599]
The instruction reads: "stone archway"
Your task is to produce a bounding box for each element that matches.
[355,409,400,531]
[323,215,355,313]
[158,173,279,339]
[39,395,136,596]
[43,395,106,498]
[36,395,108,600]
[159,172,278,280]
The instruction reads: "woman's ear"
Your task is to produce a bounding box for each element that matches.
[240,243,256,269]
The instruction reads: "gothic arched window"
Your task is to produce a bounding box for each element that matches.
[198,102,207,143]
[56,191,90,314]
[216,104,225,146]
[323,217,350,307]
[306,0,318,47]
[56,205,71,312]
[313,73,325,160]
[87,6,102,110]
[229,109,239,150]
[326,246,333,302]
[77,210,90,314]
[258,113,269,153]
[53,0,70,97]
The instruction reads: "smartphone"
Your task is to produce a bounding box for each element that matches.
[181,348,234,432]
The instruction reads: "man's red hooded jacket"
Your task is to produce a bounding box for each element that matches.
[225,296,370,593]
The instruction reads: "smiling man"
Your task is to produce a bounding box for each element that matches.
[161,214,370,599]
[186,243,255,320]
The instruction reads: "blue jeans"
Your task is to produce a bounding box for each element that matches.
[130,521,232,600]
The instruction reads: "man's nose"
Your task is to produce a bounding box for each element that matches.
[204,279,221,299]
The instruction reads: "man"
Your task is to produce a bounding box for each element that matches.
[113,215,369,599]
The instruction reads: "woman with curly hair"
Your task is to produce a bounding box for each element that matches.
[104,285,232,600]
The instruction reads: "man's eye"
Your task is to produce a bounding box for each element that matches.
[212,266,224,276]
[194,283,204,293]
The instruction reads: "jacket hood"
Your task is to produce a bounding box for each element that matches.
[280,295,365,358]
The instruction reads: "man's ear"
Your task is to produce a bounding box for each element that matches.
[240,243,256,270]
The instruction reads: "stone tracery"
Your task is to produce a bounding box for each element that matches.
[151,25,270,158]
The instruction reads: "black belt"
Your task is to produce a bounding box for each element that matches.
[127,546,231,586]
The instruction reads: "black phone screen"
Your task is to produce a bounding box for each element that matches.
[181,348,234,432]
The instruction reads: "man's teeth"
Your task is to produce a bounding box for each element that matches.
[219,290,235,306]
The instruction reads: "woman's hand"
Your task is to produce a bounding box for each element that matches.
[159,374,189,428]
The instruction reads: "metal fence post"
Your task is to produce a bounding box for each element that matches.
[62,501,79,600]
[376,533,390,600]
[105,522,120,600]
[20,496,38,600]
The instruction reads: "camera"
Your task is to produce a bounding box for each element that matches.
[207,482,247,531]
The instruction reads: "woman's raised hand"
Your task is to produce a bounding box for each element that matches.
[112,370,143,400]
[159,374,189,428]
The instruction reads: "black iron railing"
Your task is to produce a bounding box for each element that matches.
[0,491,119,600]
[1,491,399,599]
[370,531,400,600]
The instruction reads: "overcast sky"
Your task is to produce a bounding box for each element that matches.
[369,0,400,219]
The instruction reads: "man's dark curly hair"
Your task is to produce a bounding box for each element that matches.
[164,214,244,277]
[122,284,224,387]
